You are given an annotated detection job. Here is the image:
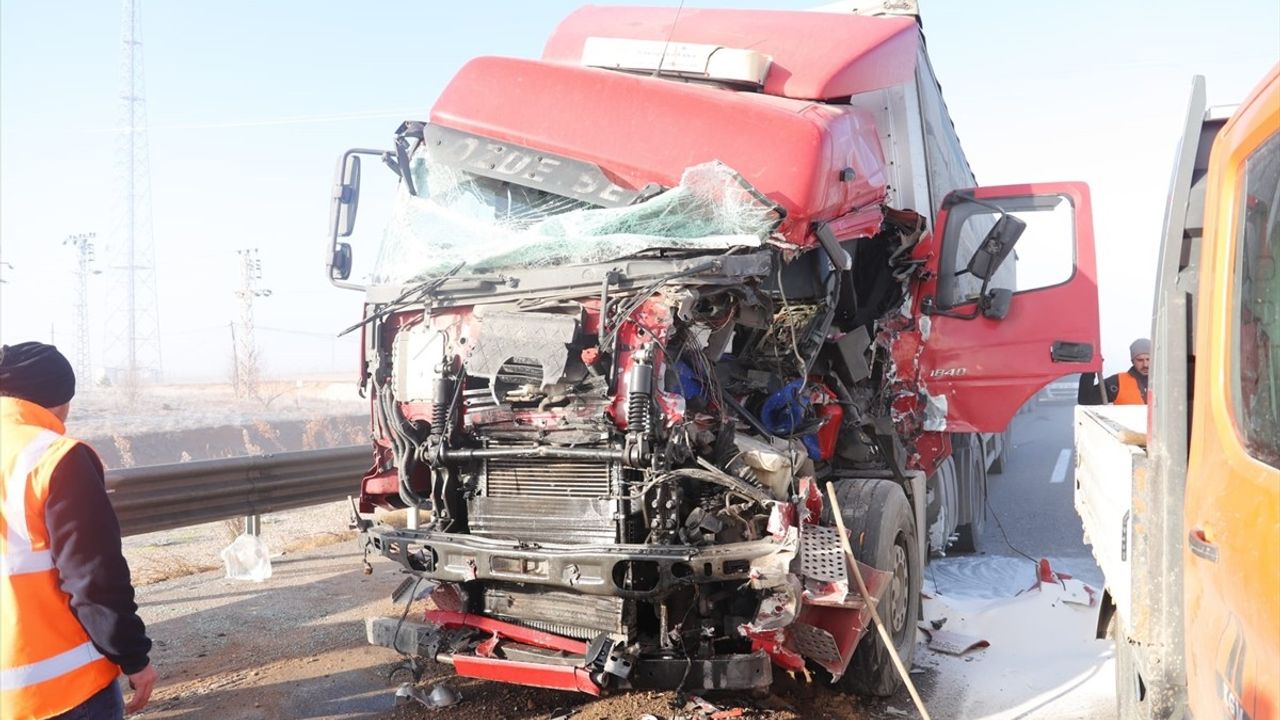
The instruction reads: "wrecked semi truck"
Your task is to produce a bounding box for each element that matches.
[327,3,1102,698]
[1074,67,1279,720]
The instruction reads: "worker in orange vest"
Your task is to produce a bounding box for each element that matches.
[0,343,156,719]
[1077,338,1151,405]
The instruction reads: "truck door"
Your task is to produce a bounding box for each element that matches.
[914,182,1101,433]
[1183,68,1279,720]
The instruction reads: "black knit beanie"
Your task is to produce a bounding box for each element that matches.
[0,342,77,409]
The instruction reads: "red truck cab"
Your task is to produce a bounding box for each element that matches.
[328,3,1101,699]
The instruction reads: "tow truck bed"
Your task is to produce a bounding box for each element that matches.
[1073,405,1147,629]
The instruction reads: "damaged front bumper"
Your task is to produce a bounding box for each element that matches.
[362,525,795,599]
[362,507,892,694]
[366,611,774,695]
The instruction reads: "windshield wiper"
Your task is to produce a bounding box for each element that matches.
[337,262,467,337]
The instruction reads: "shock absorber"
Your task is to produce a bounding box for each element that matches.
[626,345,654,436]
[431,373,453,436]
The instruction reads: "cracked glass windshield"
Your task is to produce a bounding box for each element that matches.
[370,149,781,285]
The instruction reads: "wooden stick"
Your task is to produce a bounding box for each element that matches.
[826,483,932,720]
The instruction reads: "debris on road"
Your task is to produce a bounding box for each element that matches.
[393,681,461,709]
[220,532,273,582]
[1030,558,1097,607]
[917,626,990,656]
[919,554,1114,717]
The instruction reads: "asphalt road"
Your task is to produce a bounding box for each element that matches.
[978,398,1103,587]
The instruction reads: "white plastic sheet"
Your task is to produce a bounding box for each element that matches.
[220,533,273,582]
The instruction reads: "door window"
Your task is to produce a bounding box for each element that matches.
[1232,130,1280,469]
[937,193,1077,308]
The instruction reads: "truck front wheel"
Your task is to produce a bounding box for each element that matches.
[825,478,922,697]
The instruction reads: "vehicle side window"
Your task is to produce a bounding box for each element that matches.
[1233,131,1280,469]
[937,194,1076,308]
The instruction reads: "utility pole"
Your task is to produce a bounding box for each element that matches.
[234,249,271,400]
[229,322,241,397]
[105,0,163,398]
[64,233,100,384]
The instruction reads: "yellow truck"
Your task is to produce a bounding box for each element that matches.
[1074,65,1278,719]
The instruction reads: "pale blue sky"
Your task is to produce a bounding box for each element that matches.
[2,1,1277,380]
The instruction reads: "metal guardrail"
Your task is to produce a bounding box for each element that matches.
[105,445,370,536]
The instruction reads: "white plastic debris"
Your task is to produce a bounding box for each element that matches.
[220,533,273,582]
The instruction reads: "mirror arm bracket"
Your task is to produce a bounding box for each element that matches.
[922,275,1009,321]
[921,296,981,320]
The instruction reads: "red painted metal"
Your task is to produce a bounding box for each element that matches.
[798,477,824,525]
[810,383,844,461]
[609,297,677,430]
[794,557,891,679]
[451,655,602,696]
[747,632,806,672]
[542,6,919,101]
[1037,558,1057,585]
[424,610,588,655]
[826,205,887,242]
[908,182,1102,434]
[475,633,500,658]
[430,56,888,246]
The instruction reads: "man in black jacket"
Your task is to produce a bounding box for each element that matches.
[0,343,156,718]
[1077,338,1152,405]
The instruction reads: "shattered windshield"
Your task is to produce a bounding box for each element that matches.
[371,148,781,285]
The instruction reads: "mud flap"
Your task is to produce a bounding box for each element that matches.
[786,522,894,681]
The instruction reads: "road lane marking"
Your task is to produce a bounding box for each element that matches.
[1050,449,1072,484]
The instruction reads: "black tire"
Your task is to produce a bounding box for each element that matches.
[1108,611,1143,719]
[951,436,987,554]
[989,427,1012,475]
[823,478,921,697]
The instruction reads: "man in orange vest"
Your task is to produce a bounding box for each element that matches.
[1077,338,1151,405]
[1,342,156,719]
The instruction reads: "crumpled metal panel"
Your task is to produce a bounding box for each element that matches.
[465,309,576,391]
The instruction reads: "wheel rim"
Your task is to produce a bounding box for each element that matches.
[889,541,909,636]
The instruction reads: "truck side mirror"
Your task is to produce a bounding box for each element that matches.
[331,242,353,281]
[966,214,1026,280]
[331,154,362,238]
[980,288,1012,320]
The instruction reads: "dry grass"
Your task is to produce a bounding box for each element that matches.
[281,529,357,555]
[132,553,222,586]
[220,517,245,543]
[112,435,136,468]
[336,417,367,444]
[241,429,264,456]
[253,419,286,452]
[301,418,331,451]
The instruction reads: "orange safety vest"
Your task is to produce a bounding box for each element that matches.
[1113,372,1146,405]
[1,398,120,720]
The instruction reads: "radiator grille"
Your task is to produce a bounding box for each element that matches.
[482,586,633,641]
[485,458,613,499]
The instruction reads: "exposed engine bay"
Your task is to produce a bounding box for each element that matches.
[354,152,933,694]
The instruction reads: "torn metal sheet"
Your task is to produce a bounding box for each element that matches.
[919,626,990,656]
[922,391,948,432]
[465,308,578,392]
